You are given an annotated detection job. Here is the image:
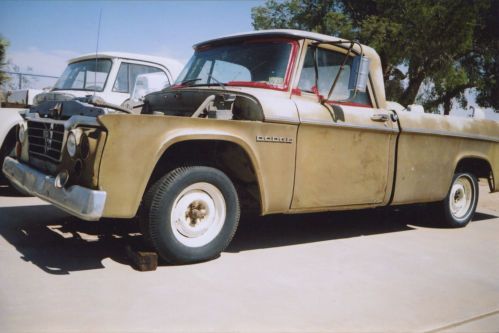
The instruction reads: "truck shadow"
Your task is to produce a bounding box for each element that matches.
[0,181,26,197]
[0,201,496,273]
[0,204,138,274]
[226,207,498,252]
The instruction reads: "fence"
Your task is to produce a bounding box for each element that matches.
[3,71,59,90]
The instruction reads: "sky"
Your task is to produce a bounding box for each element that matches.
[0,0,497,119]
[0,0,265,80]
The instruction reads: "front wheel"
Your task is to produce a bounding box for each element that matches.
[144,166,240,264]
[440,172,479,228]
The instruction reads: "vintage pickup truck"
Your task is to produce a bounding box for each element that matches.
[3,30,498,264]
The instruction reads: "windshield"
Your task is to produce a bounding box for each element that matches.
[53,59,112,92]
[175,40,296,91]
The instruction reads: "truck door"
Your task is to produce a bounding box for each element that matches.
[291,45,399,210]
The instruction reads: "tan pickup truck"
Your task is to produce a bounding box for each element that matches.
[3,30,498,264]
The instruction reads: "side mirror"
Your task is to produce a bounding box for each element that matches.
[348,55,370,93]
[131,73,170,102]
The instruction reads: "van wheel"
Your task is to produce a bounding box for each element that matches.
[440,172,479,228]
[145,166,240,264]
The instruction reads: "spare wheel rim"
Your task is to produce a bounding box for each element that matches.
[449,176,473,220]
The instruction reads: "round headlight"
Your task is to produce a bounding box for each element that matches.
[67,132,77,157]
[32,94,42,106]
[18,124,26,143]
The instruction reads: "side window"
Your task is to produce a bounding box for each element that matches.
[298,46,372,106]
[113,63,129,93]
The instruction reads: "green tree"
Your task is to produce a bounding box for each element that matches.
[474,0,499,111]
[252,0,498,114]
[0,36,9,87]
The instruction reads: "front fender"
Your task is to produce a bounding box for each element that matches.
[97,114,297,218]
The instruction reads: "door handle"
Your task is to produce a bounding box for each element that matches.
[371,114,390,122]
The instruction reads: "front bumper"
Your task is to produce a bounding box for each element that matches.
[2,157,106,221]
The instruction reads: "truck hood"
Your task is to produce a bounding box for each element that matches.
[143,85,297,123]
[29,99,107,120]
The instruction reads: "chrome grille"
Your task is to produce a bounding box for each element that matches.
[27,120,66,162]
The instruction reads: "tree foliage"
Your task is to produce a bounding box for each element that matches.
[0,36,38,91]
[252,0,498,114]
[0,36,9,87]
[474,0,499,110]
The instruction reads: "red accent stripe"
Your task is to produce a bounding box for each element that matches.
[283,40,299,91]
[227,81,278,89]
[328,100,372,108]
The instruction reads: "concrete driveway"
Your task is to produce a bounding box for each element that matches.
[0,181,498,332]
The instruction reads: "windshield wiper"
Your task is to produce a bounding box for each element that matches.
[207,74,226,90]
[179,75,226,90]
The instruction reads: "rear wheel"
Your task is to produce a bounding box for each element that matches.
[143,166,240,264]
[440,172,479,228]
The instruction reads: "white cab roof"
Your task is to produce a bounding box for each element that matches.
[68,52,172,70]
[195,29,345,46]
[194,29,378,66]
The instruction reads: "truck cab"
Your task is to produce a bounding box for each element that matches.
[0,52,175,188]
[33,52,173,109]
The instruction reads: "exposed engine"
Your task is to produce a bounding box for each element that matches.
[30,98,106,120]
[142,88,264,121]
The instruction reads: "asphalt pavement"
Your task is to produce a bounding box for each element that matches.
[0,181,498,332]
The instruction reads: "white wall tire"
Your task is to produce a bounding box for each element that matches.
[145,166,240,264]
[441,172,479,228]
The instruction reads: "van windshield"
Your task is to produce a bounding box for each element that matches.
[53,59,112,92]
[175,40,295,91]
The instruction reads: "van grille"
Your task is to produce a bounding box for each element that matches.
[27,120,66,162]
